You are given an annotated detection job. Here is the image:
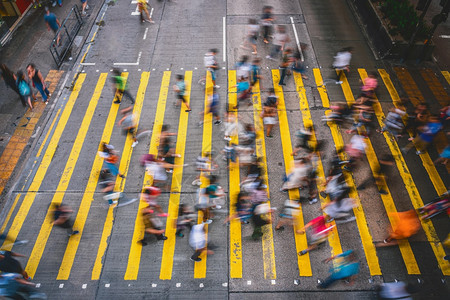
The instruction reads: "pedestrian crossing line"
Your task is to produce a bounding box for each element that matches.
[442,71,450,85]
[92,72,150,280]
[158,71,191,280]
[194,71,213,279]
[319,69,382,276]
[341,70,420,274]
[228,70,243,279]
[0,74,86,251]
[420,69,450,107]
[58,73,128,280]
[360,70,450,276]
[36,109,61,158]
[0,194,21,235]
[251,81,276,280]
[377,69,448,194]
[393,67,425,104]
[25,73,108,279]
[293,72,343,259]
[272,69,311,277]
[125,71,172,280]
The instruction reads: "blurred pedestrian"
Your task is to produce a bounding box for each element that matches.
[32,0,41,9]
[81,0,89,16]
[278,47,293,86]
[173,74,191,112]
[175,204,195,237]
[317,250,360,288]
[204,49,220,88]
[189,223,215,262]
[251,202,272,240]
[260,5,274,44]
[377,210,420,247]
[240,19,259,55]
[297,215,334,255]
[266,25,290,60]
[51,0,62,7]
[118,106,138,147]
[0,250,28,279]
[401,114,442,155]
[250,57,263,89]
[355,72,378,106]
[291,51,308,80]
[0,64,20,98]
[332,47,353,84]
[141,186,168,217]
[0,273,46,299]
[27,63,51,104]
[137,0,154,23]
[139,206,167,245]
[44,7,61,46]
[112,68,135,104]
[16,70,34,110]
[51,204,79,236]
[261,97,277,138]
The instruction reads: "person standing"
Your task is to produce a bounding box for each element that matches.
[16,71,34,110]
[250,57,263,89]
[44,7,61,46]
[27,63,51,104]
[332,47,353,84]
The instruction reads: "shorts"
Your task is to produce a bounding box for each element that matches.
[177,94,187,102]
[208,105,219,117]
[264,117,276,125]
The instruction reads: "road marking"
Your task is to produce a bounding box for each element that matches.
[272,69,310,276]
[0,75,85,251]
[316,69,382,275]
[92,72,150,280]
[290,16,304,62]
[375,69,450,275]
[251,80,276,279]
[345,69,420,275]
[143,27,149,40]
[80,63,96,66]
[0,194,21,233]
[158,71,192,280]
[293,72,343,260]
[194,71,213,279]
[36,109,61,158]
[438,35,450,38]
[442,71,450,85]
[125,71,170,280]
[25,73,107,279]
[223,16,226,62]
[114,52,142,66]
[56,73,125,280]
[228,70,242,278]
[420,69,450,107]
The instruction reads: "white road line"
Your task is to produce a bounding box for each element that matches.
[290,16,304,62]
[143,27,149,40]
[223,16,226,62]
[439,35,450,38]
[114,51,142,66]
[80,62,96,66]
[150,7,154,18]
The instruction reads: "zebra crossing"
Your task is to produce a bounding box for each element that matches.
[0,67,449,289]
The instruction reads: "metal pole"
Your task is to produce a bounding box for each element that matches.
[402,0,432,61]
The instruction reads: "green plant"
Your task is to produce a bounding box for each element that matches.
[380,0,429,40]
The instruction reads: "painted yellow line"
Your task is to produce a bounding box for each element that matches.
[36,109,61,158]
[194,71,213,279]
[125,71,171,280]
[0,75,86,251]
[251,80,277,279]
[0,194,21,234]
[25,73,107,278]
[293,72,343,259]
[442,71,450,85]
[316,69,382,275]
[373,69,450,275]
[157,71,191,280]
[92,72,150,280]
[57,74,127,280]
[272,69,310,276]
[227,70,243,278]
[378,69,447,196]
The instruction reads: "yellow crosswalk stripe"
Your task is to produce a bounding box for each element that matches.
[25,73,107,279]
[342,69,420,274]
[194,72,213,278]
[251,80,276,279]
[293,72,343,259]
[370,69,450,275]
[316,69,382,275]
[228,70,242,278]
[442,71,450,85]
[92,72,150,280]
[420,69,450,107]
[272,69,311,276]
[157,71,191,280]
[378,69,448,195]
[57,73,128,280]
[125,71,172,280]
[0,74,86,251]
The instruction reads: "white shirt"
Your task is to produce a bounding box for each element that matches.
[333,51,352,68]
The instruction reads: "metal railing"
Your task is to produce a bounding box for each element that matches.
[49,5,83,68]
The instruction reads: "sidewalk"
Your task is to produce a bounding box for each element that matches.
[0,0,103,198]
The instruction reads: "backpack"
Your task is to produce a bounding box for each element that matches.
[18,80,30,96]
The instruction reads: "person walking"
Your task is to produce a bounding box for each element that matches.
[278,48,293,86]
[80,0,89,16]
[27,63,51,104]
[0,250,29,279]
[112,68,135,104]
[204,49,220,88]
[332,47,353,84]
[317,250,360,288]
[137,0,154,23]
[240,19,259,55]
[51,204,79,236]
[266,25,290,60]
[173,74,191,112]
[44,7,61,46]
[0,64,20,98]
[16,70,34,110]
[260,5,274,44]
[139,206,167,245]
[189,223,216,262]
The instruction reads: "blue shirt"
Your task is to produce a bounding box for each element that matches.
[44,13,59,31]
